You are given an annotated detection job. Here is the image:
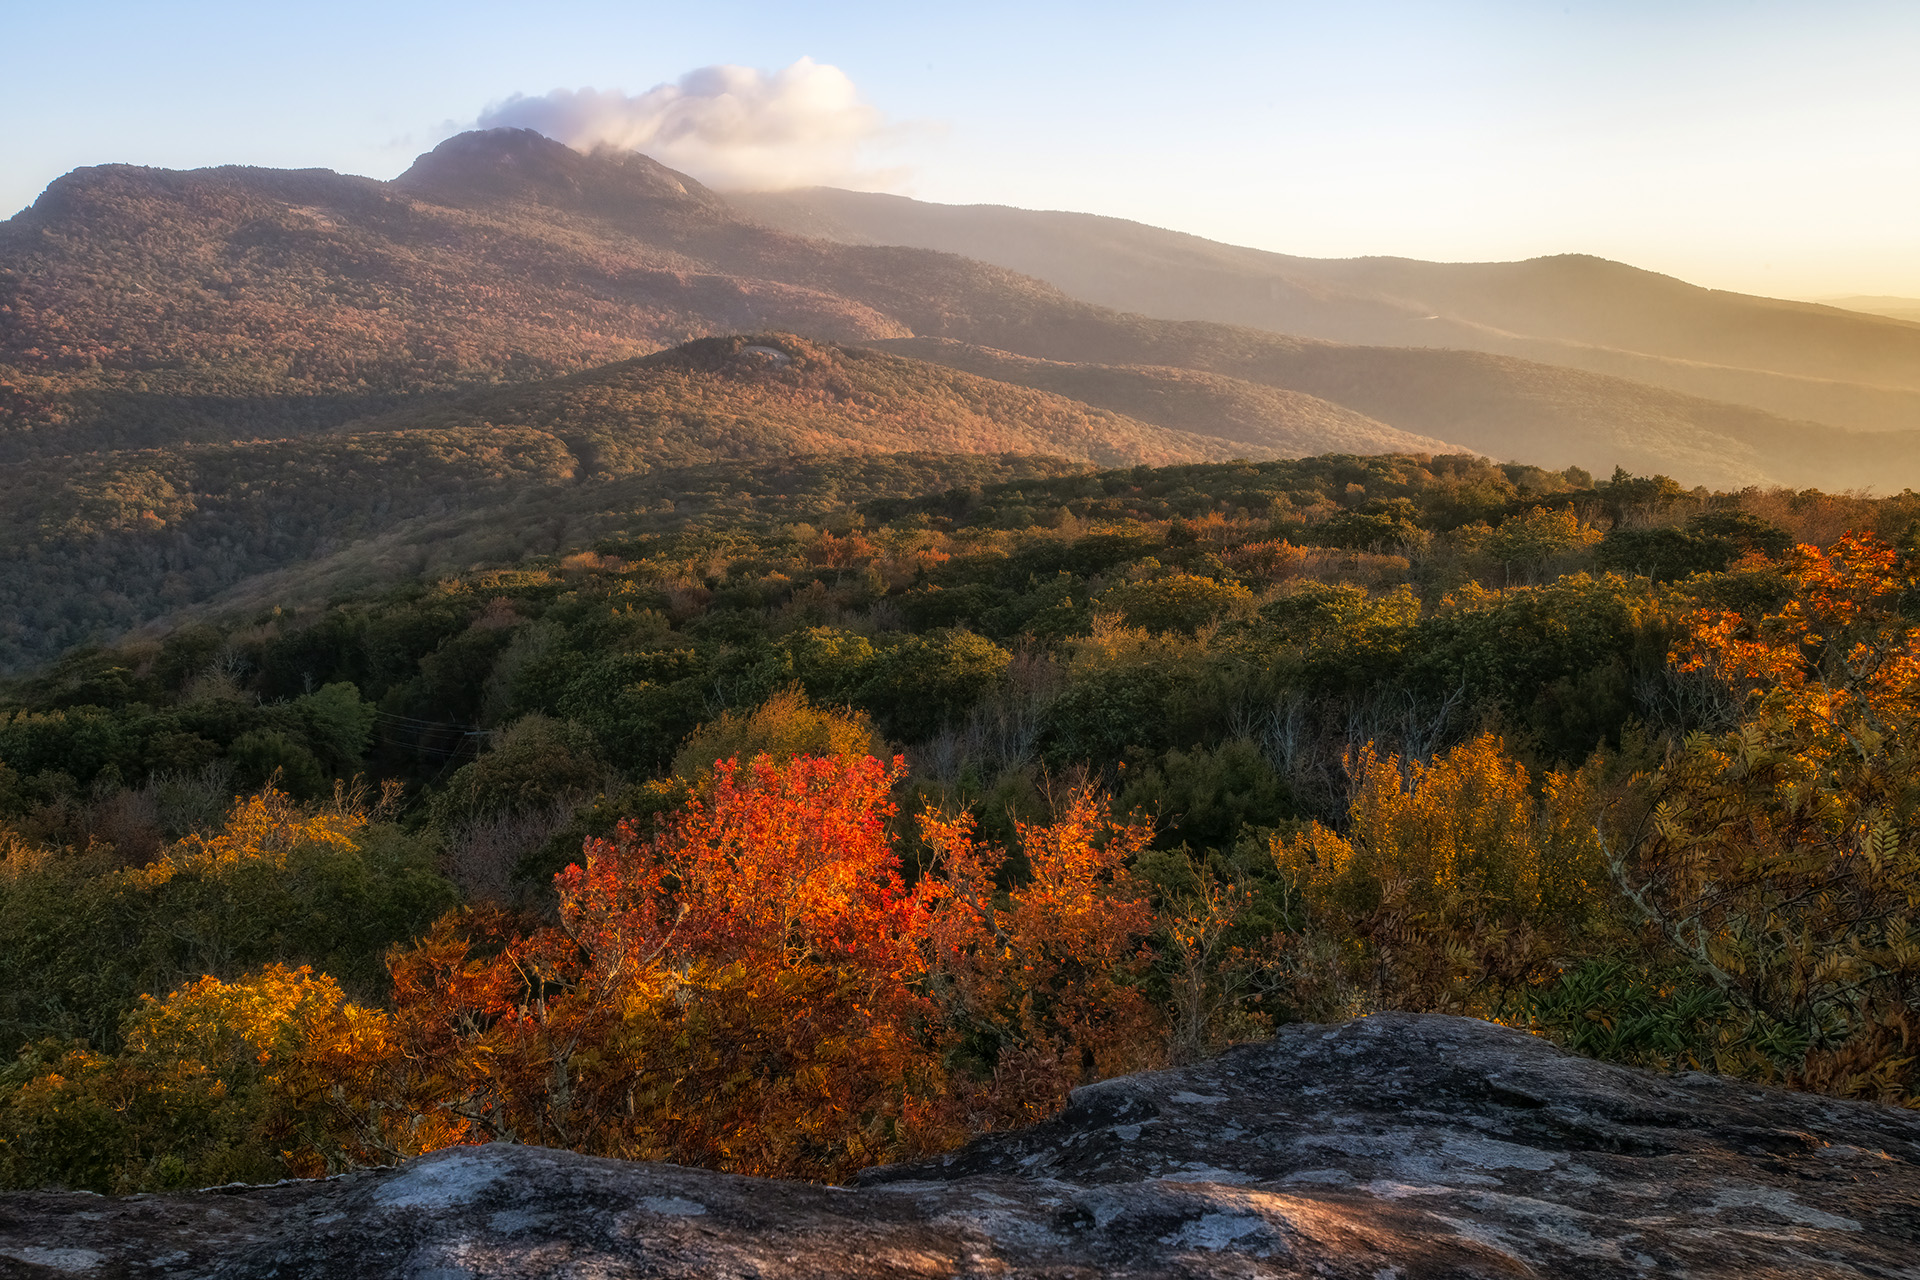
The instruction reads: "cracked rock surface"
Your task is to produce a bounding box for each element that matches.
[3,1013,1917,1278]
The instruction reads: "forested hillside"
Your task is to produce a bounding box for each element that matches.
[1,332,1402,673]
[345,334,1265,469]
[7,450,1920,1192]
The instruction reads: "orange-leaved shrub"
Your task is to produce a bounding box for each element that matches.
[921,787,1160,1127]
[370,754,936,1180]
[2,754,1164,1188]
[1615,533,1920,1102]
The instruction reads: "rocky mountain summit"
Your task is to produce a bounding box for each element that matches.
[4,1014,1916,1278]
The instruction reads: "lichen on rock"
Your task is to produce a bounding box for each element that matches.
[3,1014,1917,1278]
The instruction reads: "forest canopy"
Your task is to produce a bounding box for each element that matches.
[5,450,1920,1192]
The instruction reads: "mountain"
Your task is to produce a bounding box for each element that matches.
[733,189,1920,436]
[5,128,1908,490]
[10,128,1920,669]
[0,133,904,459]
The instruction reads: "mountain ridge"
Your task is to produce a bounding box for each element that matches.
[732,187,1920,432]
[5,128,1908,489]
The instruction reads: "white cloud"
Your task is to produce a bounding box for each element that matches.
[476,58,894,190]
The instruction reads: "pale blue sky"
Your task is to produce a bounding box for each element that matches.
[4,1,1916,297]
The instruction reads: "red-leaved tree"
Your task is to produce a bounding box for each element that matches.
[379,754,950,1178]
[372,754,1164,1177]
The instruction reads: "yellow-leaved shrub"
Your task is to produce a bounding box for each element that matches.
[1272,734,1607,1018]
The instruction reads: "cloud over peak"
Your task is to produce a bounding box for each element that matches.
[476,58,892,191]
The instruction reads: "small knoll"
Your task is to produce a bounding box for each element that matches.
[354,332,1255,472]
[1,333,1266,671]
[6,1014,1915,1278]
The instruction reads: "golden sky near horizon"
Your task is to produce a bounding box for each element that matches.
[5,1,1916,299]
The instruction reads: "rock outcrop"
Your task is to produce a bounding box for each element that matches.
[4,1013,1917,1278]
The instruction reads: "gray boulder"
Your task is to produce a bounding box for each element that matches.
[3,1013,1917,1278]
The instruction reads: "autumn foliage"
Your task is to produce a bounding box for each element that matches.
[0,963,397,1192]
[920,792,1159,1123]
[1615,533,1920,1100]
[1273,735,1607,1019]
[370,754,1161,1179]
[15,511,1920,1194]
[0,751,1145,1190]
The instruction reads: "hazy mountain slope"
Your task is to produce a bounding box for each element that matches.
[867,338,1463,458]
[2,127,1908,488]
[0,333,1241,671]
[1455,336,1920,437]
[1826,297,1920,325]
[861,297,1916,491]
[732,189,1920,432]
[665,234,1902,487]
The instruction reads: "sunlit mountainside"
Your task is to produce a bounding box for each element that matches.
[737,188,1920,436]
[339,333,1413,469]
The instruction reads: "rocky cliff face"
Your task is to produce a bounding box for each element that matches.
[4,1014,1917,1278]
